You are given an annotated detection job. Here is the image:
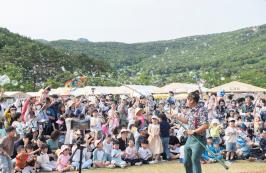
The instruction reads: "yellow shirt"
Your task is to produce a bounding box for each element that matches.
[210,126,220,138]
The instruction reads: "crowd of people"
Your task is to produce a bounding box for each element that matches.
[0,86,266,173]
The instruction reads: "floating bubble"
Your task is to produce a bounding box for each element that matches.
[205,71,209,74]
[61,66,66,72]
[220,77,225,81]
[152,55,156,58]
[11,80,18,86]
[0,74,10,86]
[74,71,79,76]
[20,85,24,89]
[231,76,237,80]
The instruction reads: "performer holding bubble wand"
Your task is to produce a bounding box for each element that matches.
[174,90,229,173]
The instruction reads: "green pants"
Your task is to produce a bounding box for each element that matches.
[184,135,206,173]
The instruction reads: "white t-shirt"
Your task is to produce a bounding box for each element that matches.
[103,140,113,155]
[138,147,152,160]
[225,126,238,143]
[127,107,135,123]
[90,117,101,131]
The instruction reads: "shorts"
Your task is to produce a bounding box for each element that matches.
[226,142,237,152]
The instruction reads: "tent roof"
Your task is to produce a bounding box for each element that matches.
[3,91,29,98]
[121,85,159,96]
[209,81,266,93]
[26,92,41,97]
[153,83,208,94]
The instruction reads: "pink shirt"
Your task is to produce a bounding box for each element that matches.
[57,154,70,171]
[125,146,137,159]
[136,115,145,127]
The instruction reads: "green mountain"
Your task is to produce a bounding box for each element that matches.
[0,28,112,91]
[45,24,266,88]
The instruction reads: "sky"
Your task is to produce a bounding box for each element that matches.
[0,0,266,43]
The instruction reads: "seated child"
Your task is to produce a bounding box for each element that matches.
[124,139,142,166]
[57,145,73,173]
[103,135,113,161]
[138,139,152,164]
[169,132,181,160]
[71,144,92,170]
[92,139,111,168]
[37,144,57,172]
[201,137,217,163]
[110,140,127,168]
[15,146,28,173]
[213,143,224,160]
[25,144,38,169]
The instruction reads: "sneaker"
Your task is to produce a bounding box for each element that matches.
[107,164,116,169]
[135,162,143,166]
[121,165,126,169]
[149,160,159,164]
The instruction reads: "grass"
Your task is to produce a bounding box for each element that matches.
[52,160,266,173]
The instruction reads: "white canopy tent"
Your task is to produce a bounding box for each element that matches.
[3,91,29,98]
[209,81,266,93]
[121,85,159,97]
[26,92,42,97]
[153,83,208,94]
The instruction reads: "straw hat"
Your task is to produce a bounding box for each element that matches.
[135,107,143,116]
[95,139,102,147]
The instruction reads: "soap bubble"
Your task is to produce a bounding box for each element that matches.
[0,74,10,86]
[11,80,18,86]
[220,77,225,81]
[61,66,66,72]
[152,55,156,58]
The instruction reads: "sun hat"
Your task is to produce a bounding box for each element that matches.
[228,117,236,122]
[211,119,220,125]
[135,107,143,116]
[95,139,102,147]
[120,128,129,134]
[60,145,69,154]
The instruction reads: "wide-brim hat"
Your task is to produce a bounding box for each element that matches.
[135,108,143,116]
[60,145,69,154]
[95,139,102,146]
